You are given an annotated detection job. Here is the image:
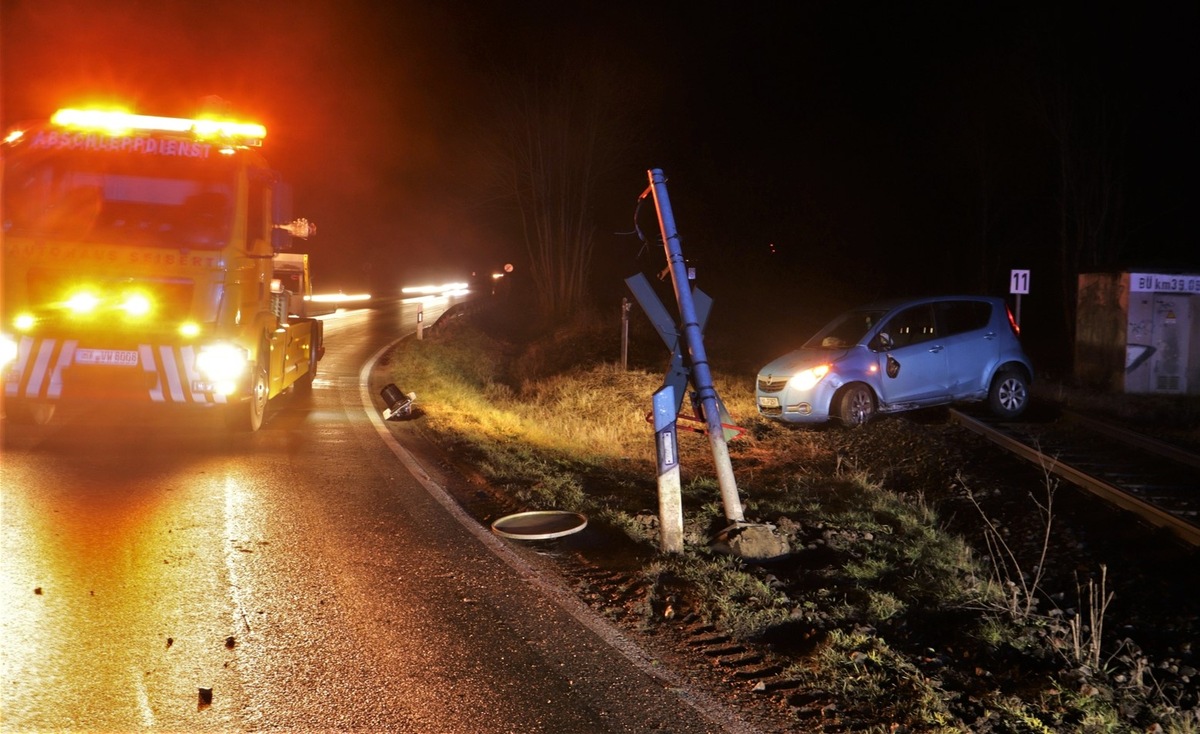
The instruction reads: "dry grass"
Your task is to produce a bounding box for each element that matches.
[386,305,1198,732]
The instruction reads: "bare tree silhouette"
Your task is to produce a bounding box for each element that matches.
[483,51,645,321]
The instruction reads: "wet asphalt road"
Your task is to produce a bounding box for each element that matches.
[0,297,755,733]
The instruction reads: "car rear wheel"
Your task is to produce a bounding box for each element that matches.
[837,384,875,426]
[988,369,1029,419]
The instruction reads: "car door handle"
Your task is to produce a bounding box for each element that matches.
[983,332,997,340]
[928,345,944,353]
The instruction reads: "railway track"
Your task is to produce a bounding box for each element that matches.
[948,407,1200,546]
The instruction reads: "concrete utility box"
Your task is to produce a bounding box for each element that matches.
[1076,272,1200,394]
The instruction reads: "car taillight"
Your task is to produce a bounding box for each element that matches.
[1006,307,1021,337]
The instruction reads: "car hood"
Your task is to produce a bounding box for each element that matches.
[759,347,849,377]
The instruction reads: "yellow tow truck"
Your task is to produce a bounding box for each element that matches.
[1,107,323,430]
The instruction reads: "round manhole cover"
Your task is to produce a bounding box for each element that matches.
[491,511,588,540]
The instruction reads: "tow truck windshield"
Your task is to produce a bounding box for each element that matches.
[2,147,237,249]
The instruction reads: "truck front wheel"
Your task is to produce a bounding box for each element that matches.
[226,348,269,431]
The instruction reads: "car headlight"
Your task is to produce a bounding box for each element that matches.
[196,343,249,382]
[788,364,830,391]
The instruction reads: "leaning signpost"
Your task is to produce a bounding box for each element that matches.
[652,385,684,552]
[629,169,788,559]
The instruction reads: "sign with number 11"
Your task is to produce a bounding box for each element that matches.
[1010,269,1030,295]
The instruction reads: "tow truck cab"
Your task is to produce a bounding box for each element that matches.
[1,107,321,431]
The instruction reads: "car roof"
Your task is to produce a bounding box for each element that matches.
[852,294,1002,311]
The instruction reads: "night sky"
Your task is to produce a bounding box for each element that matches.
[3,1,1197,368]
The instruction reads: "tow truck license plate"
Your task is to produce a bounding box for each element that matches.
[759,396,780,408]
[75,349,139,367]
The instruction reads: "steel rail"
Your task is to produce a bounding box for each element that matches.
[1062,409,1200,471]
[948,409,1200,547]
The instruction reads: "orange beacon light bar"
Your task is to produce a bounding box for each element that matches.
[50,108,266,144]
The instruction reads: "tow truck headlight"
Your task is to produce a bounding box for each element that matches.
[788,365,830,392]
[195,343,249,390]
[0,334,18,371]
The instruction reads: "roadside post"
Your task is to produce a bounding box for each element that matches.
[416,302,425,340]
[624,169,789,561]
[621,297,631,371]
[653,385,684,553]
[644,168,744,525]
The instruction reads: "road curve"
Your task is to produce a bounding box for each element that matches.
[0,297,756,733]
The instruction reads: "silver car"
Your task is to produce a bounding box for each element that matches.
[756,295,1033,425]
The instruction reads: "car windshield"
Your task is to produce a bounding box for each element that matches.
[803,308,889,349]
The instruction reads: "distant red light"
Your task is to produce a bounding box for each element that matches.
[1006,307,1021,337]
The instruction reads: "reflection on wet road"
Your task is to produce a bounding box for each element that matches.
[1,297,754,733]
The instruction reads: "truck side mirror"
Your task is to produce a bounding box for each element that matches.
[270,180,315,251]
[274,218,316,239]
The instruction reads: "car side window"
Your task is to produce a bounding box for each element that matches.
[880,305,936,348]
[937,301,991,337]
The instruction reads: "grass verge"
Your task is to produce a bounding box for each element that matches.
[387,303,1198,732]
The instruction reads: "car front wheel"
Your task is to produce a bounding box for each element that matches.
[988,369,1029,419]
[837,384,876,426]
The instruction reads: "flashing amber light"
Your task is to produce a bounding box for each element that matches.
[3,129,24,145]
[120,293,153,318]
[179,322,201,338]
[51,108,266,143]
[65,291,101,315]
[13,313,36,331]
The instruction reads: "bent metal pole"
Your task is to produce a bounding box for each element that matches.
[645,168,745,524]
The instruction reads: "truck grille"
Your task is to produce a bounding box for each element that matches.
[4,336,223,405]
